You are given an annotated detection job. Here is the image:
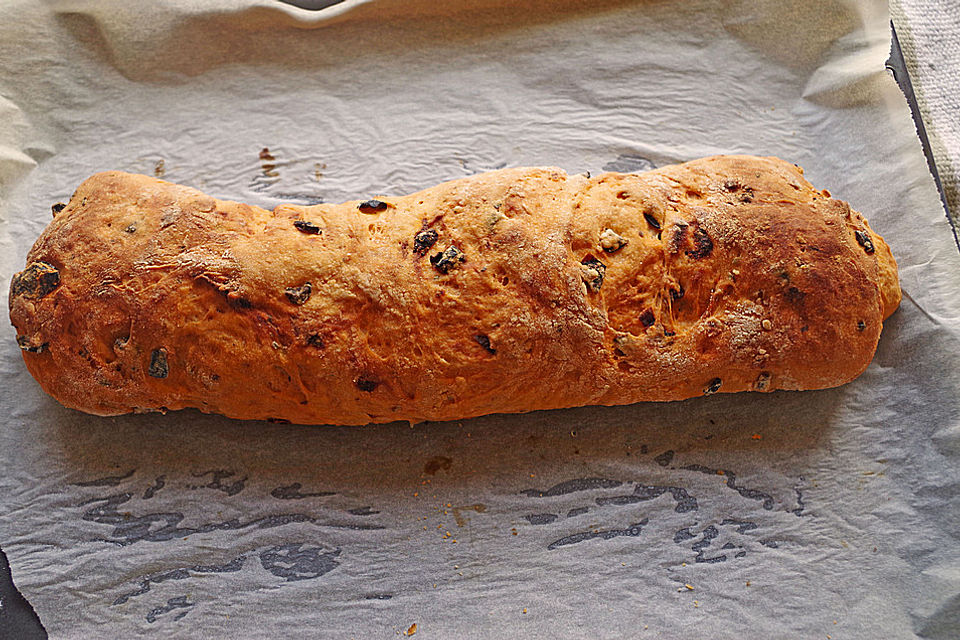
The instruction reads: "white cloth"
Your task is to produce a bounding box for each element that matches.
[891,0,960,224]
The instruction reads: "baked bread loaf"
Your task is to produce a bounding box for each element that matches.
[9,155,900,425]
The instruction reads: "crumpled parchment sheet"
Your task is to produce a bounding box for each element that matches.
[1,0,958,638]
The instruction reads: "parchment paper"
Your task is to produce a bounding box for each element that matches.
[2,1,959,638]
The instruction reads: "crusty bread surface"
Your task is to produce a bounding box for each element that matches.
[9,155,901,425]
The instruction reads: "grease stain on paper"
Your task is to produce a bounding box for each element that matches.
[547,519,649,550]
[520,478,623,498]
[423,456,453,476]
[188,469,247,496]
[270,482,336,500]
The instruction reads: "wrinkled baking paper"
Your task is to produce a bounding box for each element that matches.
[1,0,958,637]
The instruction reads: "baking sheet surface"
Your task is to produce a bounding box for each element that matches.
[1,1,959,637]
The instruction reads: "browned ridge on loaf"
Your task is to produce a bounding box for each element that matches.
[9,155,901,425]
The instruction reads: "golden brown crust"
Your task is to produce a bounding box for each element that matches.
[8,155,900,425]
